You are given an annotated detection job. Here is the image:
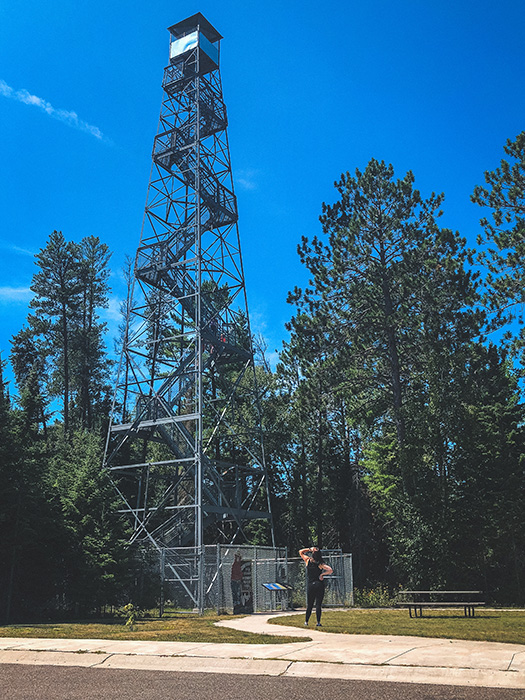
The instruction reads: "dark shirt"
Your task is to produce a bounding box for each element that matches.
[231,560,242,582]
[306,559,323,583]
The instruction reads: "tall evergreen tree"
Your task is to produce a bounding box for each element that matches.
[285,159,486,587]
[10,327,49,434]
[472,131,525,357]
[29,230,81,432]
[47,430,132,613]
[18,230,112,432]
[72,235,112,430]
[289,159,481,456]
[0,359,65,623]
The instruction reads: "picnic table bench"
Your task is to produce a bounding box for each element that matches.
[396,590,485,618]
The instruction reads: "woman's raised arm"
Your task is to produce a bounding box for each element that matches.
[299,547,311,563]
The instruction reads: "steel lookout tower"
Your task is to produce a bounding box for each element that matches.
[103,13,274,612]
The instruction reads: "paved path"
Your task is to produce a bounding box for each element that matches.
[0,611,524,690]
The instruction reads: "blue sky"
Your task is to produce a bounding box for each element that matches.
[1,0,524,385]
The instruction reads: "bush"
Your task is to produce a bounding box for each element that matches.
[119,603,142,630]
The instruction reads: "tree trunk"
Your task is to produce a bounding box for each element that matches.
[61,300,69,433]
[379,240,404,444]
[316,403,324,547]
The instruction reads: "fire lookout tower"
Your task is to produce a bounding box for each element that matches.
[103,13,274,612]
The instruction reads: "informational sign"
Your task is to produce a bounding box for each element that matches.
[262,582,289,590]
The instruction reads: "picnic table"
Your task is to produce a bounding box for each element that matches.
[396,590,485,617]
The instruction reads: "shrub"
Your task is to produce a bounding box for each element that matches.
[119,603,142,630]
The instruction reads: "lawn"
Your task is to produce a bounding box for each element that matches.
[269,608,525,645]
[3,609,524,646]
[0,613,305,645]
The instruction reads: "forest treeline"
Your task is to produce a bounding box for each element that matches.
[1,133,524,622]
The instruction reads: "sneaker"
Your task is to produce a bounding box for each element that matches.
[304,622,308,626]
[316,623,322,627]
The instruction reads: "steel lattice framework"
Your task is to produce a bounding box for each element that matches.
[103,13,274,611]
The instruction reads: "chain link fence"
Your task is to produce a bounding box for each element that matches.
[159,545,353,613]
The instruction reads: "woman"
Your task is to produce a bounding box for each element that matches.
[299,546,333,626]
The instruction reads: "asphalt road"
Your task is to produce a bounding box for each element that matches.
[0,665,523,700]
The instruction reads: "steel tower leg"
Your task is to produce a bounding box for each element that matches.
[103,13,274,612]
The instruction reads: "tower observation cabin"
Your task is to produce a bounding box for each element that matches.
[168,14,221,73]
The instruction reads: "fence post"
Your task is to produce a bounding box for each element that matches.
[349,554,354,606]
[253,547,258,613]
[216,544,221,615]
[159,549,165,617]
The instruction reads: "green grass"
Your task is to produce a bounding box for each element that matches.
[269,608,525,645]
[0,613,305,645]
[3,608,524,646]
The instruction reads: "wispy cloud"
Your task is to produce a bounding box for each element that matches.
[249,308,268,333]
[0,79,106,141]
[101,294,125,355]
[103,295,125,323]
[0,286,32,304]
[249,308,283,369]
[236,168,260,191]
[0,240,35,257]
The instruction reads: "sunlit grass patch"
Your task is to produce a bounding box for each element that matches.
[0,614,304,644]
[270,608,525,645]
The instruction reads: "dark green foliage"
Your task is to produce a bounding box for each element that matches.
[1,231,130,623]
[472,132,525,354]
[10,327,49,434]
[0,361,65,623]
[13,230,112,433]
[450,345,525,602]
[72,235,112,430]
[46,429,133,614]
[278,158,525,601]
[28,230,80,432]
[0,409,133,621]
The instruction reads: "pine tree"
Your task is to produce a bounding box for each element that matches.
[48,430,132,613]
[0,359,64,622]
[72,235,112,430]
[472,131,525,357]
[19,231,112,433]
[10,327,49,434]
[29,230,81,432]
[285,159,484,586]
[289,158,480,463]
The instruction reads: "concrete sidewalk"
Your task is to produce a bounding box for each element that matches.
[0,611,524,690]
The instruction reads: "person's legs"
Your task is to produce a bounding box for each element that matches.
[231,580,241,612]
[305,582,315,623]
[315,582,326,624]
